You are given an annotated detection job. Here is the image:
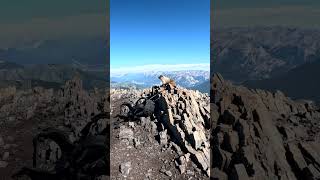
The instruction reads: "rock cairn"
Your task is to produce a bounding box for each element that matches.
[115,86,211,176]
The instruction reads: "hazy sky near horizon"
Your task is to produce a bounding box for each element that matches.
[0,1,108,48]
[110,0,210,69]
[213,0,320,28]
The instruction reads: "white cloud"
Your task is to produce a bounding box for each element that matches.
[111,63,210,76]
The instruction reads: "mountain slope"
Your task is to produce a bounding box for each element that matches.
[244,60,320,103]
[191,80,210,93]
[212,27,320,82]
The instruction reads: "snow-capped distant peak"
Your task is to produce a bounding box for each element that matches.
[110,63,209,77]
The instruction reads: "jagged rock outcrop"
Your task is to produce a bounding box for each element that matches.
[33,77,110,168]
[60,76,109,141]
[159,88,211,176]
[211,73,320,180]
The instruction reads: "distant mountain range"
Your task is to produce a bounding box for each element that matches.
[3,26,320,101]
[0,37,109,90]
[244,60,320,103]
[212,26,320,103]
[111,70,210,93]
[212,27,320,83]
[0,61,108,89]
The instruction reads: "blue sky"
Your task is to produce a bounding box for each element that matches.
[110,0,210,70]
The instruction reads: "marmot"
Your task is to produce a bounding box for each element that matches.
[158,75,176,89]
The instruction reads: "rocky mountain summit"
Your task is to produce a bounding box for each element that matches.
[2,71,320,179]
[110,86,210,179]
[211,73,320,180]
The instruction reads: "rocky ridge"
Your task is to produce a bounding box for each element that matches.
[211,73,320,180]
[0,76,110,179]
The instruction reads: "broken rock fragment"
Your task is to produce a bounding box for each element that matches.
[120,162,132,177]
[2,152,9,161]
[175,154,190,174]
[231,164,250,180]
[159,130,168,145]
[0,161,8,168]
[119,126,134,141]
[0,136,4,147]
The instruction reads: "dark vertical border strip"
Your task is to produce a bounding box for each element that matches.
[210,0,213,179]
[106,0,111,178]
